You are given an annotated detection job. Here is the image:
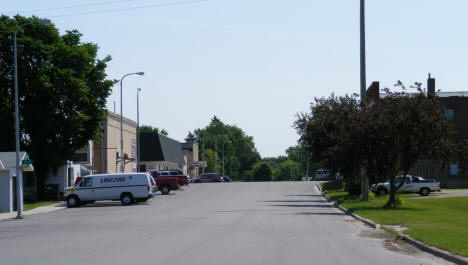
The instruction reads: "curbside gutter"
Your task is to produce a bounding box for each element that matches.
[316,184,468,265]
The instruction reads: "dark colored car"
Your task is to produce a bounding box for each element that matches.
[194,173,224,183]
[222,176,232,182]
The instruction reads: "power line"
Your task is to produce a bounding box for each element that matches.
[49,0,209,18]
[4,0,137,15]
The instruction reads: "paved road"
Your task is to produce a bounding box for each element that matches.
[0,182,452,265]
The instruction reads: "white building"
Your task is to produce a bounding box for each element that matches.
[0,152,34,213]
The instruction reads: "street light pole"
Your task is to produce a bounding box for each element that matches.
[222,134,228,176]
[202,133,205,174]
[119,72,144,173]
[360,0,369,201]
[136,88,141,172]
[14,19,50,219]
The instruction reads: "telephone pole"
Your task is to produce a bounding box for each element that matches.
[360,0,369,201]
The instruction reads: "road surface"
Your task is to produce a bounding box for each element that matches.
[0,182,452,265]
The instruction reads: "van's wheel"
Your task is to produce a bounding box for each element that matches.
[419,188,430,196]
[377,188,387,196]
[121,193,134,205]
[161,185,170,195]
[67,196,80,208]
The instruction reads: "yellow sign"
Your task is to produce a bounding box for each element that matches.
[70,188,75,193]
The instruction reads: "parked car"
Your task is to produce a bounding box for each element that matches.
[64,173,154,207]
[222,176,232,182]
[74,176,83,185]
[149,170,179,194]
[149,175,157,193]
[315,169,331,180]
[194,173,224,183]
[158,169,189,186]
[371,175,441,196]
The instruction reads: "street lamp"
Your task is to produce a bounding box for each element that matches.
[119,72,144,173]
[136,88,142,172]
[14,18,51,219]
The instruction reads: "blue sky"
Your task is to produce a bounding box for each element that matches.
[3,0,468,157]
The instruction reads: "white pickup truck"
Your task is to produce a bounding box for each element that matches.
[371,175,440,196]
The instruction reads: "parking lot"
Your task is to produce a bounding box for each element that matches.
[0,182,451,265]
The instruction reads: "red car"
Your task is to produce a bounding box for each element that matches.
[158,170,189,186]
[148,170,179,194]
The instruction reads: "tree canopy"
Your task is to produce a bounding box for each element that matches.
[295,86,457,206]
[0,16,115,198]
[139,125,168,136]
[187,116,261,180]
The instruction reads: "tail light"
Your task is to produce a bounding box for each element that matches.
[148,185,150,191]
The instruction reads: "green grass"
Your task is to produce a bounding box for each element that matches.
[321,181,468,257]
[23,201,60,211]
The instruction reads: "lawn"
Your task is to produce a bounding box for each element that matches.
[23,201,60,211]
[321,181,468,257]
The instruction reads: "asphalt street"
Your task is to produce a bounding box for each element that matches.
[0,182,452,265]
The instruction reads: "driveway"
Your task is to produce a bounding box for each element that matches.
[0,182,452,265]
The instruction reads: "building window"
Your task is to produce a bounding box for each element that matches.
[444,109,454,120]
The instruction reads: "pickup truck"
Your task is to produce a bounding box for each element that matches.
[371,175,440,196]
[149,171,179,194]
[158,170,189,186]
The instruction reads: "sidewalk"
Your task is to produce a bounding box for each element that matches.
[0,203,66,221]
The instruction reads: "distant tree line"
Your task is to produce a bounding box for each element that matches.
[186,117,319,182]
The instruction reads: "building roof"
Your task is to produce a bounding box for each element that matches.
[0,152,27,169]
[181,142,195,152]
[106,110,137,127]
[140,133,185,165]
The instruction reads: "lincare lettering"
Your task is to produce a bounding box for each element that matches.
[101,177,125,183]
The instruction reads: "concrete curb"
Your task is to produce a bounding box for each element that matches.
[316,184,468,265]
[0,203,66,221]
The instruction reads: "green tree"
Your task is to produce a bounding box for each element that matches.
[295,95,364,192]
[273,160,301,181]
[252,162,273,181]
[0,16,116,199]
[188,116,260,180]
[295,86,458,206]
[139,125,168,135]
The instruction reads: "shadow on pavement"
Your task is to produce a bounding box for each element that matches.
[285,194,322,197]
[279,212,346,216]
[262,200,325,203]
[268,204,333,208]
[72,201,150,208]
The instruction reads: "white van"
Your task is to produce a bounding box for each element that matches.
[64,173,154,207]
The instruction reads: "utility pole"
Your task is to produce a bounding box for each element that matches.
[136,88,141,172]
[360,0,369,201]
[214,136,217,172]
[202,133,205,174]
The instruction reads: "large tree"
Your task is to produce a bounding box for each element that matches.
[0,16,115,198]
[295,87,457,206]
[187,116,261,180]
